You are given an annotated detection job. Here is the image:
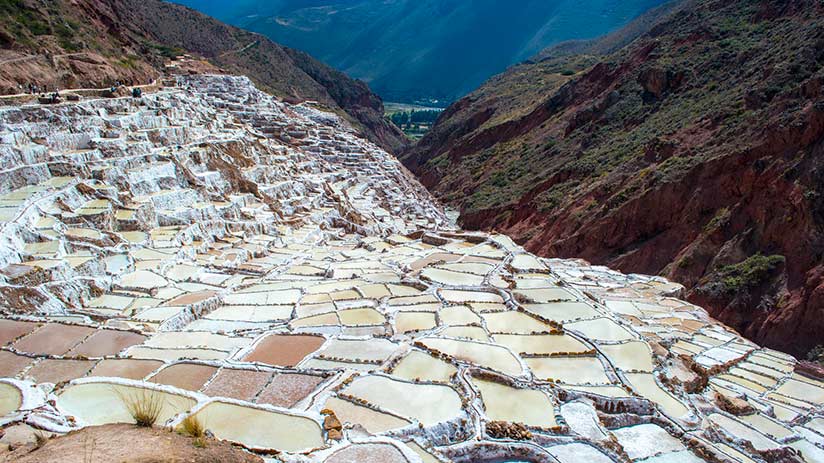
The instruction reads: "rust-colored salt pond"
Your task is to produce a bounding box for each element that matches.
[13,324,95,355]
[149,363,218,391]
[0,320,39,346]
[203,368,271,401]
[67,330,147,357]
[256,373,325,408]
[243,334,325,367]
[164,290,217,306]
[89,359,164,380]
[26,359,96,384]
[0,351,33,377]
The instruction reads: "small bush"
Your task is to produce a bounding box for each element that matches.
[119,389,165,427]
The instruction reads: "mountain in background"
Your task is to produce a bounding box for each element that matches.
[172,0,666,104]
[0,0,406,152]
[401,0,824,358]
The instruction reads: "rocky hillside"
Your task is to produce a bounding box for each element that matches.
[401,0,824,358]
[0,0,406,152]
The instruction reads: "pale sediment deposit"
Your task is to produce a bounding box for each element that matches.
[0,75,822,463]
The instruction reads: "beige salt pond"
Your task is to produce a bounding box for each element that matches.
[440,290,503,304]
[419,337,523,376]
[119,270,169,291]
[192,401,324,452]
[481,311,551,334]
[206,304,294,322]
[0,382,22,416]
[439,325,490,341]
[324,396,411,434]
[473,378,556,427]
[493,334,591,355]
[312,338,398,363]
[436,262,495,275]
[339,307,386,326]
[708,413,781,451]
[526,357,610,384]
[224,288,302,306]
[58,382,195,426]
[395,312,437,333]
[439,305,481,325]
[342,375,462,425]
[515,288,575,303]
[599,341,655,372]
[143,331,250,351]
[391,350,457,382]
[565,318,636,342]
[509,254,547,272]
[624,373,690,418]
[523,302,600,322]
[420,268,484,286]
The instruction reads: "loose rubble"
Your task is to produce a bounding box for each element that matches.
[0,74,822,463]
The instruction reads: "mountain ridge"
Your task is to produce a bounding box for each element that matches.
[174,0,667,103]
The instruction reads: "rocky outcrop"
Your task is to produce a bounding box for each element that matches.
[401,0,824,357]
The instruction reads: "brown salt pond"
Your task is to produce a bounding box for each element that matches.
[13,323,96,355]
[89,359,164,380]
[67,330,147,357]
[243,334,325,367]
[0,351,33,377]
[148,363,218,391]
[25,359,96,384]
[256,373,326,408]
[203,368,271,401]
[0,320,39,345]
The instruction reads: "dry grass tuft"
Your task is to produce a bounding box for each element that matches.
[118,389,165,427]
[33,430,49,449]
[178,415,205,438]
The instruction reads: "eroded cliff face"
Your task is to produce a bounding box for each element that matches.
[401,0,824,357]
[0,0,407,153]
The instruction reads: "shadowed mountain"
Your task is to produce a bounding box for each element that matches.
[173,0,667,103]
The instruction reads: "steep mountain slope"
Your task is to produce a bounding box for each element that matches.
[401,0,824,357]
[174,0,666,103]
[0,0,406,152]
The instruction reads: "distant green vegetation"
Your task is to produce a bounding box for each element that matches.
[716,254,785,294]
[386,106,443,140]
